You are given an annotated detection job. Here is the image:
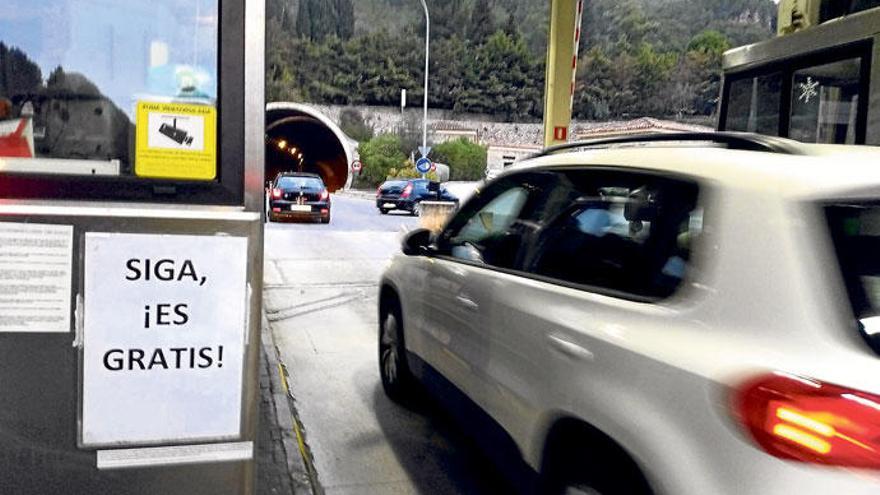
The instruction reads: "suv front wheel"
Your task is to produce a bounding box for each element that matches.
[379,301,415,402]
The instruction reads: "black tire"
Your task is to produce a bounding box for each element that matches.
[379,299,414,402]
[321,216,331,224]
[539,428,652,495]
[379,208,389,215]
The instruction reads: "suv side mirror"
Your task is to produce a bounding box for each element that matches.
[402,228,433,256]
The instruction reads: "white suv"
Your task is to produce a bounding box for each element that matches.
[377,133,880,494]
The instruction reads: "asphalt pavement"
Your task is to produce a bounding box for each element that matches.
[263,194,514,494]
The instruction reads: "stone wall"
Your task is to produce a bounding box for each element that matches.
[302,103,713,149]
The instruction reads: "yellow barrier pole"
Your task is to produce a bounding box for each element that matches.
[543,0,584,147]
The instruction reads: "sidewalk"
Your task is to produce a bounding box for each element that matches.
[257,314,317,495]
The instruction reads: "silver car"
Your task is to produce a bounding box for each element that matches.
[378,133,880,494]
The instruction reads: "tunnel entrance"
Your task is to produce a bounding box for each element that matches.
[266,103,353,191]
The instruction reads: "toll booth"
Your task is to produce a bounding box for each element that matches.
[0,0,265,494]
[718,5,880,145]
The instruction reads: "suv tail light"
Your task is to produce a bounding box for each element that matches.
[272,188,282,199]
[733,372,880,469]
[319,189,330,201]
[376,187,382,198]
[401,183,413,199]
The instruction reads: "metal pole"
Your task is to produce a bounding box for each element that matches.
[543,0,582,147]
[419,0,430,155]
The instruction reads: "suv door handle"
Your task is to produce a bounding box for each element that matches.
[456,294,479,311]
[547,334,594,361]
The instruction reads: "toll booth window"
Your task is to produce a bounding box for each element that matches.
[0,0,218,181]
[724,73,782,136]
[789,58,862,145]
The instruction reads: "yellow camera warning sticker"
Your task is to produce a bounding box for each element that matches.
[135,101,217,180]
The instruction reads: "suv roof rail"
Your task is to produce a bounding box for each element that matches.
[534,132,805,158]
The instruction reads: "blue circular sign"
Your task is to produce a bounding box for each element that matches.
[416,157,432,174]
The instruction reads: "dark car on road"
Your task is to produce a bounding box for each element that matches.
[376,179,458,216]
[268,172,331,223]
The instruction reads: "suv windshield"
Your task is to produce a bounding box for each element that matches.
[826,203,880,337]
[277,176,323,189]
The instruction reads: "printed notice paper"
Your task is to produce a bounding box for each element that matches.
[82,233,248,446]
[0,222,74,333]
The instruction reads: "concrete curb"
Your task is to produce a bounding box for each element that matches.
[334,189,375,201]
[261,312,320,494]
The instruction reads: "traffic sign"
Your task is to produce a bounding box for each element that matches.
[351,160,362,173]
[415,157,432,174]
[418,146,432,158]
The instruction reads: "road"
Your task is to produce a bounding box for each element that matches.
[263,194,514,494]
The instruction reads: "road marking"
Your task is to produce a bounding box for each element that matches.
[278,362,315,489]
[266,291,365,322]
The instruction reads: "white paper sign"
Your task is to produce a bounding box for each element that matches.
[82,233,248,446]
[0,222,73,333]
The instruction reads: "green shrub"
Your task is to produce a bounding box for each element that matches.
[390,161,439,181]
[429,138,487,181]
[358,134,407,187]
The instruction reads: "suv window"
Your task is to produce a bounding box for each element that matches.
[438,173,554,269]
[826,203,880,340]
[523,170,702,300]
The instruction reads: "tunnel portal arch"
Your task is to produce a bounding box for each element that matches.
[266,103,355,191]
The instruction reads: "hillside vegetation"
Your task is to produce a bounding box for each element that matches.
[267,0,777,121]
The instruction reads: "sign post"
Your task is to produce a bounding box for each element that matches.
[416,156,433,176]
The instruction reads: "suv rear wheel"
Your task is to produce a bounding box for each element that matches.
[540,423,652,495]
[379,300,415,402]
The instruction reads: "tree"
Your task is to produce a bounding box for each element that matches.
[430,0,470,39]
[468,0,496,45]
[454,30,541,120]
[430,36,468,109]
[358,134,408,186]
[0,43,42,98]
[430,138,487,181]
[574,48,616,120]
[295,0,355,42]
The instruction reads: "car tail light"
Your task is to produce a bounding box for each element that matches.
[271,207,281,213]
[376,187,382,198]
[733,372,880,469]
[401,183,413,199]
[319,189,330,201]
[272,188,282,199]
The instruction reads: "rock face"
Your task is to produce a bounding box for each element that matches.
[306,103,712,148]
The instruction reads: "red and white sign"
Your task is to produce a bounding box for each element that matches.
[553,126,568,142]
[0,118,34,158]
